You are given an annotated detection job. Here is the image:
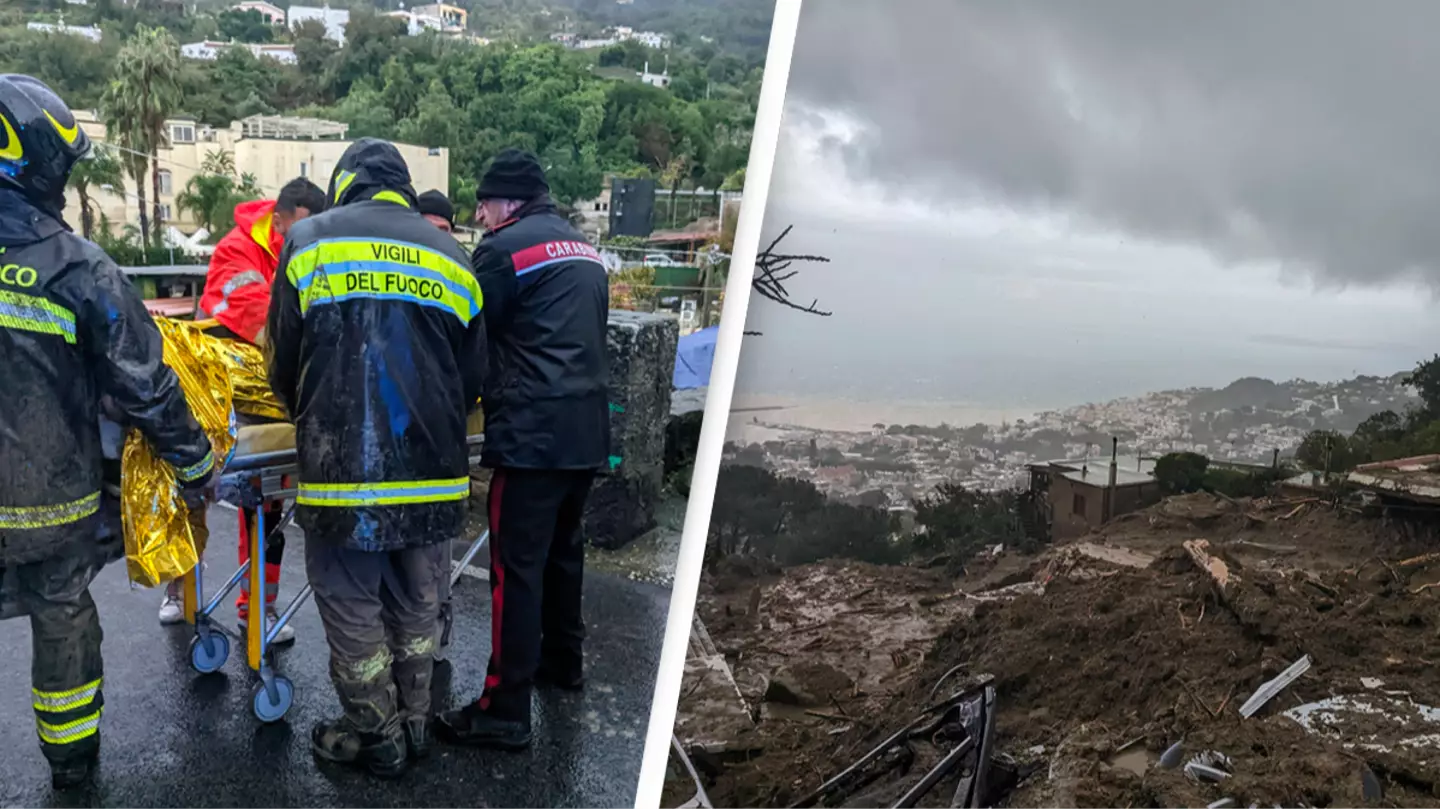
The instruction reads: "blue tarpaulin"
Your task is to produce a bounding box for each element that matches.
[673,326,718,389]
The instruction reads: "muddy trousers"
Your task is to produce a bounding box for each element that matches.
[0,553,105,768]
[480,468,595,722]
[305,537,446,734]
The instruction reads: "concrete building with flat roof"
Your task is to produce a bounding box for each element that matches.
[1027,452,1162,541]
[68,113,449,237]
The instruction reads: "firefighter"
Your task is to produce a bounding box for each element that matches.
[266,138,486,778]
[436,148,610,751]
[0,75,215,789]
[158,177,326,640]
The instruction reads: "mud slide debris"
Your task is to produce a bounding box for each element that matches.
[671,491,1440,808]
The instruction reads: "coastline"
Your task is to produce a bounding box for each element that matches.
[726,393,1044,442]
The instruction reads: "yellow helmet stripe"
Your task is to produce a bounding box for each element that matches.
[0,114,22,162]
[44,110,79,145]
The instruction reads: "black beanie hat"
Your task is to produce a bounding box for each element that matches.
[417,189,454,224]
[476,148,549,201]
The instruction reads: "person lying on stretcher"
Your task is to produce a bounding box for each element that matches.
[157,177,326,643]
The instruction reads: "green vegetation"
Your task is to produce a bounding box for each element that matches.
[1296,355,1440,472]
[911,483,1034,565]
[103,24,185,248]
[1153,451,1291,499]
[707,466,904,567]
[175,151,264,235]
[2,0,764,220]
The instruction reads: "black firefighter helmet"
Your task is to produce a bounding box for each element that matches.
[0,74,92,214]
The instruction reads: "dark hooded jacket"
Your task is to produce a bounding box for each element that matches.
[266,139,487,552]
[0,189,214,565]
[471,197,610,470]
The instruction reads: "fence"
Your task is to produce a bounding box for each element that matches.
[609,284,726,331]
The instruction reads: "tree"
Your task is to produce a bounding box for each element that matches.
[1404,355,1440,419]
[912,483,1030,565]
[1154,451,1211,494]
[1296,430,1354,473]
[103,25,183,248]
[1354,410,1405,446]
[216,9,275,44]
[67,147,125,240]
[175,172,260,237]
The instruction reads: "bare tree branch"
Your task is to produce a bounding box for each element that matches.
[751,224,832,318]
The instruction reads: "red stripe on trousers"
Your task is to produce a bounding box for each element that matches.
[480,470,507,709]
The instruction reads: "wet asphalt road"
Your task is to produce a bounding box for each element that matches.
[0,505,670,808]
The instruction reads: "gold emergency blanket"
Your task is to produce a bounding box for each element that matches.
[227,344,287,421]
[121,318,274,586]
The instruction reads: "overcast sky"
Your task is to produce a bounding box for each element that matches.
[734,0,1440,412]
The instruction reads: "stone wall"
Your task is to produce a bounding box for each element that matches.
[584,311,680,549]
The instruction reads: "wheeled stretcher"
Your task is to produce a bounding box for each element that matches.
[176,412,489,723]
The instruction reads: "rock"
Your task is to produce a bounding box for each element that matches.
[763,662,854,707]
[584,311,679,550]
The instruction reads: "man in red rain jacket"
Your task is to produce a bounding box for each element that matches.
[158,177,325,637]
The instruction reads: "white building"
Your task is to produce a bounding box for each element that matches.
[181,40,297,65]
[629,30,669,48]
[385,10,446,36]
[27,20,102,43]
[288,5,349,44]
[67,112,450,235]
[232,0,285,24]
[411,3,466,31]
[640,61,669,88]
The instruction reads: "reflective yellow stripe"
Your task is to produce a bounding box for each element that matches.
[0,289,76,344]
[333,170,356,202]
[36,709,102,745]
[33,678,102,713]
[297,477,470,507]
[286,238,482,325]
[372,190,411,207]
[177,449,215,483]
[0,491,100,529]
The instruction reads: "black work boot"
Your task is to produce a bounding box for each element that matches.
[403,716,432,760]
[44,736,99,791]
[49,752,98,791]
[434,701,532,751]
[535,661,584,692]
[311,717,408,779]
[315,656,407,778]
[392,651,436,760]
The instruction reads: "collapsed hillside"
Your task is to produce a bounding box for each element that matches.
[671,492,1440,808]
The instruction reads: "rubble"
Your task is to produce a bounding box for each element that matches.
[672,491,1440,808]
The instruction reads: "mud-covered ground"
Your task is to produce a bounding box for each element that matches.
[668,493,1440,808]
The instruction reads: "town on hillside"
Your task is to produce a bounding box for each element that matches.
[723,372,1419,517]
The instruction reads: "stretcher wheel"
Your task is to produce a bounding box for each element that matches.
[189,633,230,674]
[253,675,294,723]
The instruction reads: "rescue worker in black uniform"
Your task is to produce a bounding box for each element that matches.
[0,74,215,789]
[436,148,610,750]
[266,138,486,778]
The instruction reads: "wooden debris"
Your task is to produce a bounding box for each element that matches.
[1184,539,1233,593]
[1280,502,1309,520]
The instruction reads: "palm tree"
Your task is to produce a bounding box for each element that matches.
[102,25,183,249]
[201,149,236,176]
[176,171,264,238]
[67,147,125,241]
[175,174,237,236]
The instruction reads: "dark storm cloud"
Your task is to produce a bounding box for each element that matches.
[786,0,1440,287]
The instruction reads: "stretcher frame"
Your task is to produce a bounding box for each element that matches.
[177,433,488,723]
